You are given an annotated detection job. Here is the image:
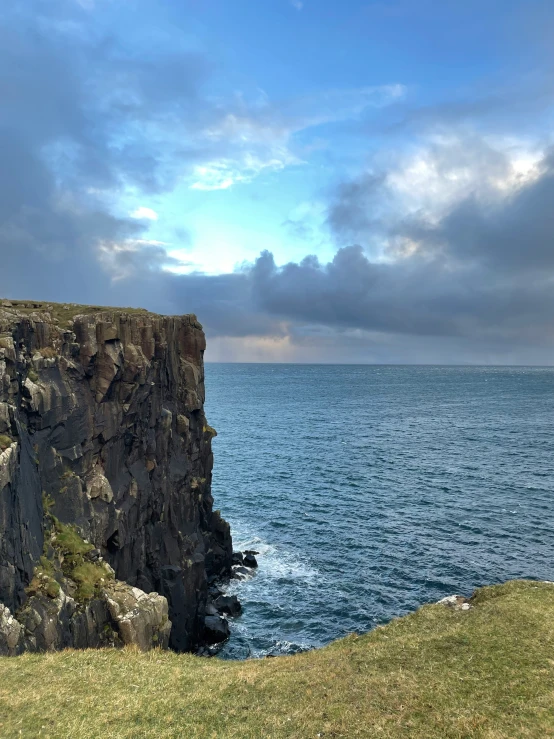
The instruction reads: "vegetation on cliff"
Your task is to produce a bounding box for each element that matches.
[1,580,553,738]
[28,499,114,604]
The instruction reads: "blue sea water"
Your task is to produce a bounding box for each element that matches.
[204,364,554,659]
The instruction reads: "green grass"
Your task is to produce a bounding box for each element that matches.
[1,580,554,738]
[0,434,12,451]
[52,522,94,557]
[0,298,191,327]
[40,520,114,602]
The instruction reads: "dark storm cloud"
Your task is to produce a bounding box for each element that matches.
[0,0,216,304]
[422,153,554,273]
[326,173,387,246]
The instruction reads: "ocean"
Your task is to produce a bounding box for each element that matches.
[204,364,554,659]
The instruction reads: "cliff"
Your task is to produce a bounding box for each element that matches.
[0,299,232,655]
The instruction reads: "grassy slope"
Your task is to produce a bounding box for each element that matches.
[1,581,554,738]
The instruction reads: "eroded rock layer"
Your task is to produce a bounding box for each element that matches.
[0,301,232,653]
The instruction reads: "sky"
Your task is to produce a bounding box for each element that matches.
[2,0,554,363]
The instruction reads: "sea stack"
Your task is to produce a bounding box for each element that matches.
[0,302,233,655]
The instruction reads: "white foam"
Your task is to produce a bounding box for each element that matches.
[229,523,320,583]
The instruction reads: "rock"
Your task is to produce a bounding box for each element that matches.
[437,595,460,606]
[205,602,218,616]
[232,551,244,565]
[176,414,189,435]
[214,594,242,617]
[0,402,10,433]
[244,550,259,556]
[105,583,172,651]
[85,469,114,503]
[204,615,230,644]
[208,584,224,599]
[0,306,233,653]
[10,579,171,653]
[0,604,22,656]
[437,595,472,611]
[243,553,258,568]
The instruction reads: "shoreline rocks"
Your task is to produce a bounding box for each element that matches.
[200,549,260,652]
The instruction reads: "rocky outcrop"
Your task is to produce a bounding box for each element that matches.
[1,579,172,656]
[0,301,233,654]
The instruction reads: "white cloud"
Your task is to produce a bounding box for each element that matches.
[290,0,304,9]
[384,134,544,226]
[190,85,405,191]
[191,151,300,191]
[130,206,159,220]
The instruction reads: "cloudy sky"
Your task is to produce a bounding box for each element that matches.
[2,0,554,363]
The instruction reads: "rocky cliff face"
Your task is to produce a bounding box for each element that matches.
[0,300,232,655]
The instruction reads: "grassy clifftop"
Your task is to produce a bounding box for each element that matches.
[0,298,159,324]
[1,580,554,738]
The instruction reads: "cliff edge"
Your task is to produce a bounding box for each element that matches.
[0,299,232,654]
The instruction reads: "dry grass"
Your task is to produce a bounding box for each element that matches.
[1,580,554,738]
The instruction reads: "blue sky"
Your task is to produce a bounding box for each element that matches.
[2,0,554,362]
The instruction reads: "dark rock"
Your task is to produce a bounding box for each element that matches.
[244,550,259,556]
[243,553,258,568]
[204,615,230,644]
[232,551,244,565]
[214,594,242,617]
[0,306,233,653]
[208,584,224,599]
[205,602,218,616]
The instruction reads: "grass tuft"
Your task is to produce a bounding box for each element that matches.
[53,522,93,557]
[70,561,111,601]
[0,434,12,451]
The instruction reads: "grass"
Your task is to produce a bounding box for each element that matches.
[38,346,58,359]
[1,581,554,738]
[52,520,113,601]
[203,424,218,439]
[52,522,93,557]
[0,434,12,451]
[34,519,114,603]
[26,518,112,603]
[0,298,196,326]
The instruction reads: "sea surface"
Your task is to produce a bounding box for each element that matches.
[204,364,554,659]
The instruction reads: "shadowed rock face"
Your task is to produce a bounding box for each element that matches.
[0,303,232,653]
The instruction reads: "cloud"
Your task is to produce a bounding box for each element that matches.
[130,207,159,221]
[290,0,304,9]
[155,143,554,362]
[3,0,554,364]
[188,85,404,190]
